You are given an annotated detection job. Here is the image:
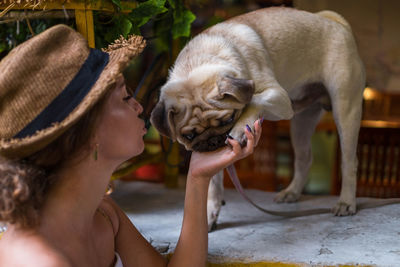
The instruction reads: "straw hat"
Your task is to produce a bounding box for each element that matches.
[0,24,146,159]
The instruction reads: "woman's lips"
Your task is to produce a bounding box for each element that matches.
[141,120,147,135]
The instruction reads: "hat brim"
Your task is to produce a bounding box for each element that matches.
[0,36,146,159]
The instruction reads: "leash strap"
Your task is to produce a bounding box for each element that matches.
[226,164,331,217]
[226,164,400,217]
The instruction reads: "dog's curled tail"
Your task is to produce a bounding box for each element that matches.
[317,10,351,31]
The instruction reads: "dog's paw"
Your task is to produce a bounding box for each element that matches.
[331,201,356,216]
[274,189,301,203]
[228,126,247,146]
[229,117,258,146]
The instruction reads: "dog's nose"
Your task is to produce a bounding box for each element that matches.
[192,135,226,152]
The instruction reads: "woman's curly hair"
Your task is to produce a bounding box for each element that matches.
[0,89,112,228]
[0,158,48,228]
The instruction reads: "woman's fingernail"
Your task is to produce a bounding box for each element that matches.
[258,117,264,126]
[246,124,252,133]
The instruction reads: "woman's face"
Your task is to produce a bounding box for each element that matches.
[95,75,146,162]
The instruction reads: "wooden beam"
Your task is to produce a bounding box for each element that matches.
[0,0,136,13]
[0,10,74,23]
[75,7,95,48]
[0,0,137,48]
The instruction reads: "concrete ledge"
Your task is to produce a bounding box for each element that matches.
[111,181,400,267]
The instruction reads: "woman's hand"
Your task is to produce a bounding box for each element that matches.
[188,118,263,181]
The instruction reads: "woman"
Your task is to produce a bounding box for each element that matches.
[0,25,262,267]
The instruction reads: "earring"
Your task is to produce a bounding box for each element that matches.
[93,143,99,161]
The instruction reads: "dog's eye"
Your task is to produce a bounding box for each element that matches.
[183,132,196,141]
[221,112,235,126]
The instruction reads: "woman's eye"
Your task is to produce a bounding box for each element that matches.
[123,95,133,101]
[183,133,196,141]
[126,85,134,96]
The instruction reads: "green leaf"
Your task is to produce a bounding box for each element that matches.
[153,10,173,35]
[111,0,122,9]
[166,0,176,9]
[35,22,47,34]
[130,25,141,35]
[104,25,121,43]
[119,17,133,37]
[153,32,170,52]
[0,43,6,53]
[172,9,195,38]
[91,0,195,54]
[129,0,168,28]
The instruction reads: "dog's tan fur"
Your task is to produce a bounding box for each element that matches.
[151,7,365,230]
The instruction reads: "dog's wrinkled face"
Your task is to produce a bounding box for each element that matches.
[150,71,254,152]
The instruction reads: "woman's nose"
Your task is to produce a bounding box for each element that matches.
[133,98,143,114]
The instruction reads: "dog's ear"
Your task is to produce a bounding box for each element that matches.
[150,102,176,141]
[217,75,255,104]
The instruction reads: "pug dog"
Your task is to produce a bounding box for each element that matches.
[150,7,365,230]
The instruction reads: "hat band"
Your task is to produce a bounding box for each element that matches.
[14,49,110,139]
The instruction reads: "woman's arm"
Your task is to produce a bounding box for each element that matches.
[167,170,210,267]
[168,119,262,267]
[109,197,168,267]
[113,119,262,267]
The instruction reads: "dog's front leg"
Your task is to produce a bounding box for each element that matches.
[229,104,261,144]
[274,104,324,203]
[207,170,224,232]
[230,86,294,144]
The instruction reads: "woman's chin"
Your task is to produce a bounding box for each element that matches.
[137,144,145,156]
[108,141,146,162]
[131,141,145,157]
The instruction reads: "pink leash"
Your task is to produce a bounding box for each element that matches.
[227,164,335,217]
[226,164,400,217]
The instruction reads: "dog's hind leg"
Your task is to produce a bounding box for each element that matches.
[274,104,324,203]
[330,83,364,216]
[207,170,224,231]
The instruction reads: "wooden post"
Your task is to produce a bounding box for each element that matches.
[0,1,138,47]
[75,5,95,48]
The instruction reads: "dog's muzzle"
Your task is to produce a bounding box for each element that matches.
[192,134,227,152]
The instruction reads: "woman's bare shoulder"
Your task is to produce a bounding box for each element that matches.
[100,194,137,235]
[0,230,72,267]
[99,195,121,235]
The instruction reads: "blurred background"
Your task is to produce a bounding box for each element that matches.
[1,0,400,198]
